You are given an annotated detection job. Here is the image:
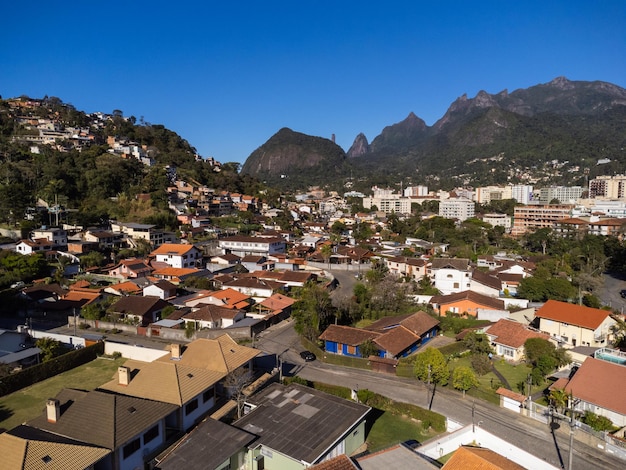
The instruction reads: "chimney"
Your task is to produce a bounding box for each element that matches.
[46,399,60,423]
[118,366,130,386]
[171,343,181,360]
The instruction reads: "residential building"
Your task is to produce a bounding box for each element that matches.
[430,290,506,317]
[110,296,172,325]
[319,325,381,358]
[234,383,370,469]
[151,243,203,268]
[482,213,511,230]
[385,256,427,281]
[534,300,616,348]
[155,417,256,470]
[218,235,286,257]
[558,353,626,427]
[588,174,626,199]
[108,258,153,279]
[428,258,471,295]
[510,184,533,204]
[182,304,246,329]
[438,198,475,221]
[511,204,573,236]
[538,185,584,203]
[483,319,551,362]
[31,227,67,247]
[111,221,165,247]
[23,389,177,470]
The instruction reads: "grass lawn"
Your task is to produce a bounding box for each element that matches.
[365,409,440,453]
[0,356,124,432]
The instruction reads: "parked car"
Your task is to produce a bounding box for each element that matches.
[620,289,626,299]
[299,350,316,362]
[10,281,25,289]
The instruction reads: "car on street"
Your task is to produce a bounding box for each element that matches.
[300,350,316,362]
[10,281,25,289]
[620,289,626,299]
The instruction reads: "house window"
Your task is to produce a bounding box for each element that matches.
[143,425,159,445]
[185,399,199,415]
[203,388,213,403]
[123,438,141,459]
[347,345,357,355]
[453,282,459,288]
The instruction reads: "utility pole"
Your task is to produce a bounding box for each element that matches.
[567,395,576,470]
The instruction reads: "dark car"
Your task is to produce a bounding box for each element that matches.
[300,350,316,362]
[621,289,626,299]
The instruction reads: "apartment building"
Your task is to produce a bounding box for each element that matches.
[589,174,626,199]
[511,204,573,236]
[439,198,475,221]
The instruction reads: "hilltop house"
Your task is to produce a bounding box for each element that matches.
[151,243,203,269]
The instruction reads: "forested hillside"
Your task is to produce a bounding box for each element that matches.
[0,97,261,231]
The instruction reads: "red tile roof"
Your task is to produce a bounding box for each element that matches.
[374,326,421,357]
[563,357,626,416]
[319,325,381,346]
[535,299,611,330]
[485,319,549,349]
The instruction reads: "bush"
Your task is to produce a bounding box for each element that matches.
[471,354,493,376]
[581,411,616,432]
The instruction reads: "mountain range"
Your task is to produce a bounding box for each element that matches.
[241,77,626,191]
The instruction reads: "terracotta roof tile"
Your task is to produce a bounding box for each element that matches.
[374,326,421,356]
[442,446,526,470]
[563,357,626,415]
[485,319,549,349]
[535,299,611,330]
[319,325,381,346]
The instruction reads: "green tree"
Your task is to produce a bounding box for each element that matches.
[463,332,493,355]
[35,337,66,362]
[581,411,615,432]
[548,388,569,414]
[359,339,379,358]
[413,347,449,386]
[292,282,334,341]
[452,366,479,397]
[470,354,493,376]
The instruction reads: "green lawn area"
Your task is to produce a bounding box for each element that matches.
[0,357,124,432]
[366,409,440,453]
[447,355,535,404]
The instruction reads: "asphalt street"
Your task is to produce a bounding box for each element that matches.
[255,319,624,469]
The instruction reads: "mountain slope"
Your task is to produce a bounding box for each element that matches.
[242,77,626,190]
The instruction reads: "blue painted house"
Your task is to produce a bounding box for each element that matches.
[320,311,440,360]
[319,325,381,358]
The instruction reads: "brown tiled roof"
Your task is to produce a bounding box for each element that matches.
[374,326,421,357]
[471,270,502,290]
[259,293,296,310]
[400,311,440,336]
[442,446,526,470]
[185,304,243,321]
[485,319,549,349]
[535,299,612,330]
[365,313,414,332]
[431,290,505,310]
[156,336,260,374]
[430,258,470,271]
[495,387,527,403]
[319,325,381,346]
[111,296,171,316]
[564,357,626,415]
[98,360,224,405]
[280,271,315,282]
[27,389,177,450]
[309,454,358,470]
[497,273,523,283]
[0,430,110,470]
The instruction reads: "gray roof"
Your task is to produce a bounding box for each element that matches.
[234,383,370,465]
[157,418,256,469]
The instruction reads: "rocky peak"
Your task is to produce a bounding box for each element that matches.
[549,76,574,90]
[347,133,370,158]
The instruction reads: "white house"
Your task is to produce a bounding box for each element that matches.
[218,235,286,257]
[150,243,203,269]
[429,258,471,295]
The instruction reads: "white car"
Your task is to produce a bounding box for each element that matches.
[10,281,25,289]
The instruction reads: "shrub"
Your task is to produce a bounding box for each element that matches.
[470,354,492,376]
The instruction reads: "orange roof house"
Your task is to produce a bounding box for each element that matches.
[430,290,506,317]
[484,319,550,362]
[534,300,616,348]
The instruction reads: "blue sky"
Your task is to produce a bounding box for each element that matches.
[2,1,625,164]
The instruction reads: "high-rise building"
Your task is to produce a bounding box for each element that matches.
[589,175,626,199]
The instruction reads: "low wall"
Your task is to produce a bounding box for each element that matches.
[103,341,169,361]
[30,330,86,349]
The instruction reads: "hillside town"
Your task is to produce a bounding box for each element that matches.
[1,96,626,470]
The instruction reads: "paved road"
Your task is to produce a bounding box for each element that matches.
[255,321,623,470]
[598,272,626,313]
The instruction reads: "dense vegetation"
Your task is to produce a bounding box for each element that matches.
[0,97,262,229]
